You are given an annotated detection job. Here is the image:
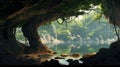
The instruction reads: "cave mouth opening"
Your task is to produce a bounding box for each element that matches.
[15,27,30,47]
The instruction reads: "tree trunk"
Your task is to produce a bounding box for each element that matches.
[22,14,59,54]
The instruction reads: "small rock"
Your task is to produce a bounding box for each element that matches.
[55,57,65,59]
[40,59,60,65]
[82,52,96,58]
[60,54,69,57]
[67,59,80,65]
[70,53,80,58]
[53,52,57,54]
[38,54,53,58]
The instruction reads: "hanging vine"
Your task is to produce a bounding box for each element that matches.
[114,24,120,41]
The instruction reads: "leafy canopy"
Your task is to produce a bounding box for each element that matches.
[0,0,101,21]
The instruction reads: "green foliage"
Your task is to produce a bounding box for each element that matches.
[56,0,101,19]
[57,18,63,24]
[93,13,102,20]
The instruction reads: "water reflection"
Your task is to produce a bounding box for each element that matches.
[44,36,117,56]
[19,36,117,56]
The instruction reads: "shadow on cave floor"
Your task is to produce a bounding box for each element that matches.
[1,40,120,65]
[0,49,83,65]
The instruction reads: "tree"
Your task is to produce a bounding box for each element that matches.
[0,0,100,55]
